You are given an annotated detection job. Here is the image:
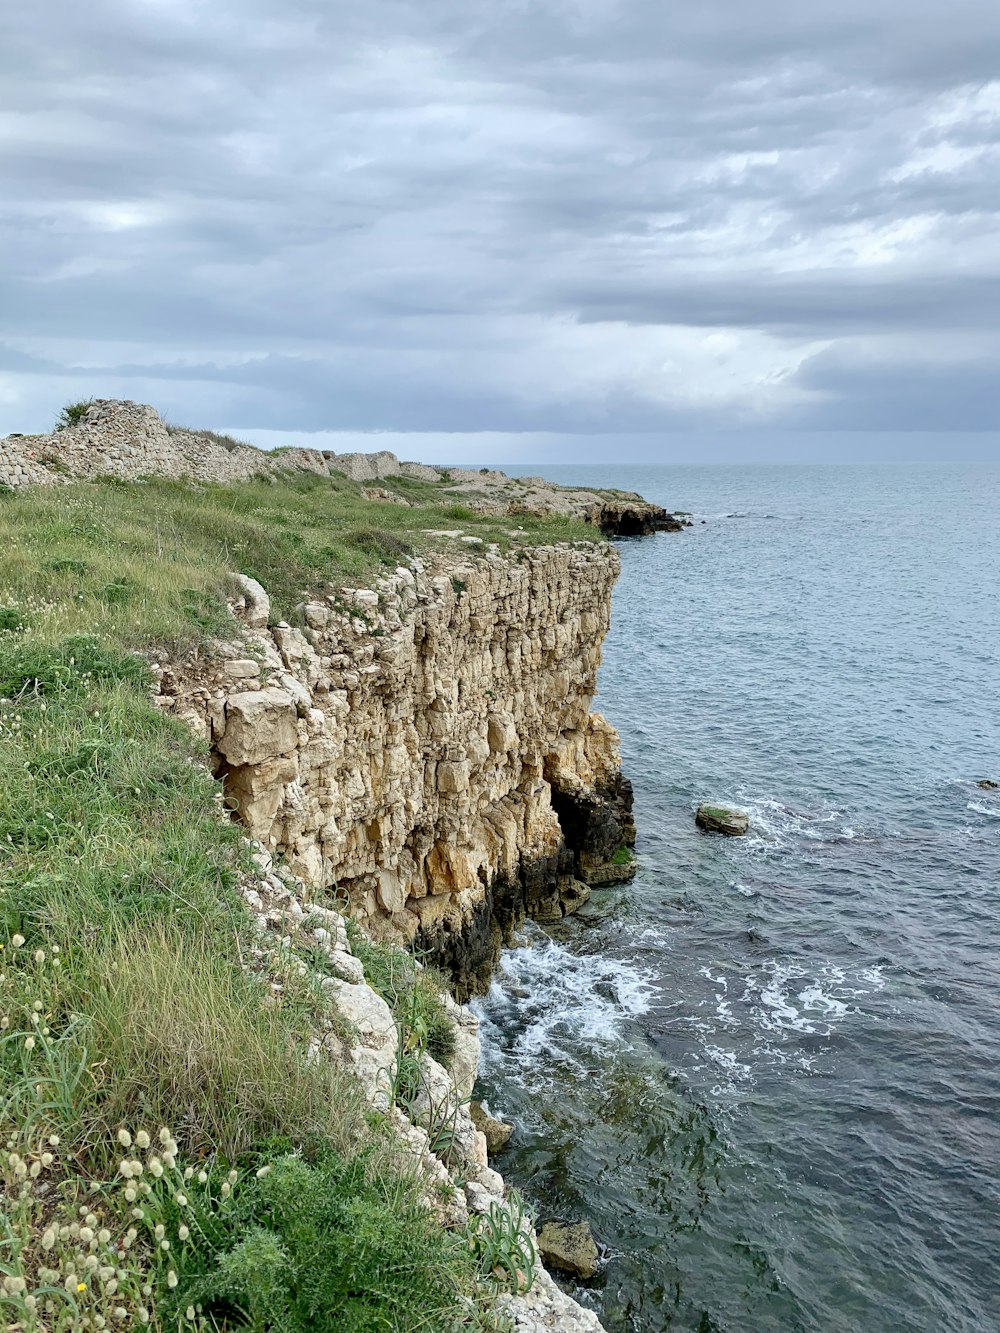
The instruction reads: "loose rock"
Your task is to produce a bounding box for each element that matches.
[695,803,749,836]
[470,1100,515,1155]
[537,1220,600,1279]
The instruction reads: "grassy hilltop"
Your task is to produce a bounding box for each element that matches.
[0,467,597,1331]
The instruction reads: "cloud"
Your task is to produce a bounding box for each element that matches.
[0,0,998,444]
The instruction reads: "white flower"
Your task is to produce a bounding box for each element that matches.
[178,1224,190,1241]
[11,934,24,948]
[135,1130,150,1149]
[159,1127,172,1145]
[117,1129,132,1148]
[23,1035,35,1051]
[256,1165,272,1178]
[34,949,45,964]
[167,1270,178,1289]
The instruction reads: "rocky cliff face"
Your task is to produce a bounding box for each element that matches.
[157,541,635,997]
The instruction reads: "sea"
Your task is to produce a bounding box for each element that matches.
[469,464,1000,1333]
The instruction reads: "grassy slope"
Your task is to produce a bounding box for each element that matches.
[0,471,596,1331]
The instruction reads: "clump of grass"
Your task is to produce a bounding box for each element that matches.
[347,928,457,1069]
[611,846,635,867]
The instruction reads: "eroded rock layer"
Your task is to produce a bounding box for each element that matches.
[157,543,636,996]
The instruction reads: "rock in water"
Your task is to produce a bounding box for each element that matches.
[469,1100,515,1155]
[977,778,998,790]
[537,1221,600,1279]
[695,803,749,836]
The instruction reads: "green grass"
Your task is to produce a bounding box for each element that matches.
[347,928,457,1070]
[0,471,599,653]
[0,463,590,1329]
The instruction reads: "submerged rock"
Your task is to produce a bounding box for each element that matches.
[695,803,749,836]
[977,778,998,790]
[537,1220,600,1279]
[469,1100,514,1155]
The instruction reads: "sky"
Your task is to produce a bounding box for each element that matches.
[1,0,999,461]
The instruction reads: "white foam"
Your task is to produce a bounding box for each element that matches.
[472,927,656,1087]
[967,800,1000,818]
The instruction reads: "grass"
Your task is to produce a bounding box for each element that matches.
[0,470,599,652]
[0,461,591,1329]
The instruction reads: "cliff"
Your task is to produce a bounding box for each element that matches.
[0,399,671,1330]
[156,541,635,998]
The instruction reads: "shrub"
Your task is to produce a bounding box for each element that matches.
[54,400,93,432]
[176,1149,480,1332]
[345,527,413,564]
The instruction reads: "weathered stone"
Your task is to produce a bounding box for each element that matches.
[977,778,998,790]
[217,689,298,766]
[695,803,749,836]
[470,1100,515,1154]
[232,575,271,630]
[537,1220,600,1279]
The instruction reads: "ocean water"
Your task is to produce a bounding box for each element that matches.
[471,464,1000,1333]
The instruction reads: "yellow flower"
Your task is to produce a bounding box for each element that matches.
[77,1282,87,1292]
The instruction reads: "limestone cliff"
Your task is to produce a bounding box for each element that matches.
[156,541,635,996]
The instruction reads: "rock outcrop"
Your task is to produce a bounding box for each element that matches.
[157,541,636,998]
[537,1221,600,1280]
[695,803,749,836]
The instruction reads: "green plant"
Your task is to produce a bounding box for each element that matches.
[451,576,467,600]
[137,1145,485,1332]
[467,1192,536,1293]
[611,846,635,867]
[54,400,93,432]
[347,929,456,1068]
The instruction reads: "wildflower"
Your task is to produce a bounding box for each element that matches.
[154,1223,165,1241]
[34,949,45,964]
[221,1181,231,1198]
[184,1166,194,1180]
[41,1227,56,1250]
[175,1191,188,1207]
[186,1308,196,1322]
[178,1224,190,1241]
[227,1169,238,1184]
[117,1129,132,1148]
[105,1279,118,1296]
[41,1151,54,1167]
[197,1170,208,1184]
[137,1308,150,1325]
[158,1127,172,1145]
[24,1035,35,1051]
[11,934,24,948]
[98,1229,111,1244]
[256,1164,272,1178]
[135,1130,150,1149]
[80,1227,94,1243]
[124,1187,137,1202]
[167,1270,178,1289]
[48,1134,60,1147]
[32,1000,43,1012]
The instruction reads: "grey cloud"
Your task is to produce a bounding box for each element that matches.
[1,0,998,442]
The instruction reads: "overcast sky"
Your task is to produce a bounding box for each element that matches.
[2,0,999,459]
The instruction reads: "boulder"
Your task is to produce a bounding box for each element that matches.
[695,803,749,836]
[537,1220,599,1279]
[977,778,998,790]
[469,1100,514,1155]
